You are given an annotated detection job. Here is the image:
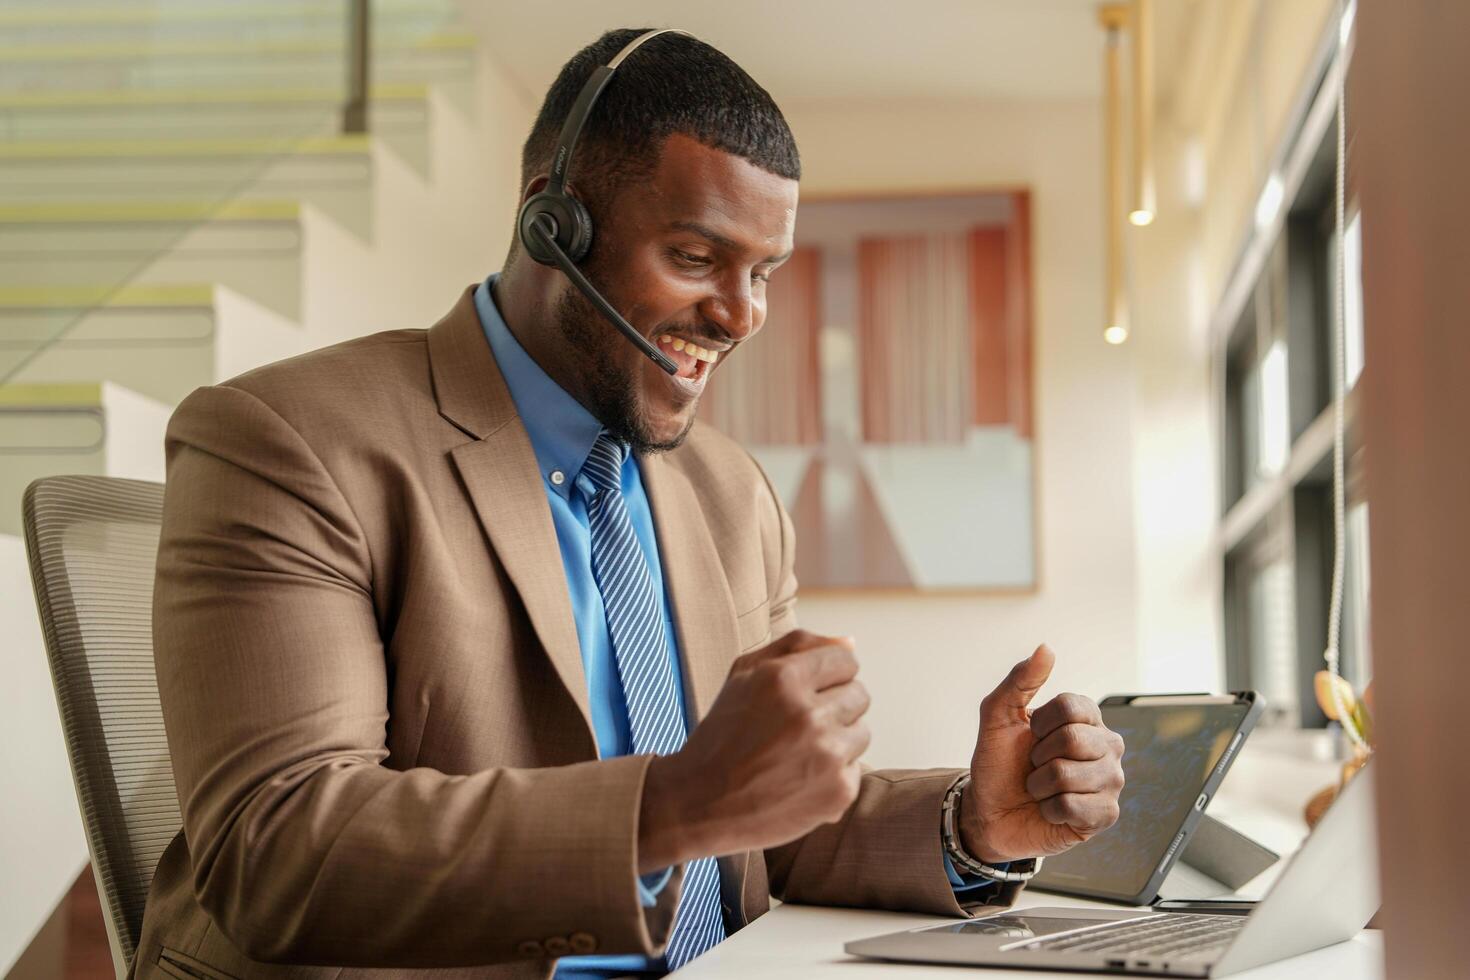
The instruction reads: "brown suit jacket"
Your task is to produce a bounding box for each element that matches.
[137,286,1017,980]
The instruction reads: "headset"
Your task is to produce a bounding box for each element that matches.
[517,28,694,375]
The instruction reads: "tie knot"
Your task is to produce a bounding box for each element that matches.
[582,433,626,494]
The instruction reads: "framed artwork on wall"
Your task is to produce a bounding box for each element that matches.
[699,188,1037,591]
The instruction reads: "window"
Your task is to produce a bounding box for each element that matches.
[1216,51,1370,729]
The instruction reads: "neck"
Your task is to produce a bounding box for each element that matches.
[492,264,600,414]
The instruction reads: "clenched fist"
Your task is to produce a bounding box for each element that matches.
[961,645,1125,862]
[638,630,871,872]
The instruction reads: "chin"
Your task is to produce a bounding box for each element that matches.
[635,405,698,454]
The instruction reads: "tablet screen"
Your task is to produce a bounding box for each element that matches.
[1034,700,1250,900]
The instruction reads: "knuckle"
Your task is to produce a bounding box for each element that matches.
[1060,725,1087,756]
[768,659,803,696]
[1087,805,1119,834]
[817,738,846,768]
[794,707,824,739]
[783,628,817,650]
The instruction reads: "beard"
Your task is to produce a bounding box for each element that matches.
[551,283,697,454]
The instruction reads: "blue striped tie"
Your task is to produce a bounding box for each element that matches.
[580,433,725,970]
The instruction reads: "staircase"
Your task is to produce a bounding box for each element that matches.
[0,1,529,972]
[0,0,527,539]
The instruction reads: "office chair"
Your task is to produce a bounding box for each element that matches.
[22,476,179,979]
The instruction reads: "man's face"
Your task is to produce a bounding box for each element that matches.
[551,133,799,452]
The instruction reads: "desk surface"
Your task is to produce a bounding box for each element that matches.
[671,731,1381,979]
[669,900,1383,979]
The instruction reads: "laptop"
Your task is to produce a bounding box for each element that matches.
[846,761,1377,977]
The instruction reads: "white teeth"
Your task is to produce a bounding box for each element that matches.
[655,333,720,363]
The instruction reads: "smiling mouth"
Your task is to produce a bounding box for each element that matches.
[655,333,724,382]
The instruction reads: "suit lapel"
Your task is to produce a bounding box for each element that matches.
[430,288,595,749]
[638,450,741,726]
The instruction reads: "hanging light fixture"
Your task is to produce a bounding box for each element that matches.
[1129,0,1157,226]
[1099,4,1130,344]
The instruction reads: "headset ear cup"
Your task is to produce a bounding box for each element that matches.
[518,191,595,265]
[561,194,593,262]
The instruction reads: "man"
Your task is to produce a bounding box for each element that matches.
[141,28,1124,980]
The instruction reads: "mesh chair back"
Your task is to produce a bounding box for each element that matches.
[22,476,178,975]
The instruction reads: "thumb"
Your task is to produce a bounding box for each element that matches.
[984,644,1055,717]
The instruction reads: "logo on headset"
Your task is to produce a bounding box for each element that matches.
[554,145,569,178]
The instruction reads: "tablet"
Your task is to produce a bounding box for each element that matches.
[1029,691,1263,905]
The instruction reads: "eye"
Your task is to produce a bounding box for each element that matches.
[752,271,772,283]
[670,248,711,268]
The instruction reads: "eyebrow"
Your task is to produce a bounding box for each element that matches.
[669,219,793,264]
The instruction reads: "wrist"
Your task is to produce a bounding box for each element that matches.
[639,752,742,873]
[946,775,1042,882]
[956,777,1007,864]
[638,754,693,874]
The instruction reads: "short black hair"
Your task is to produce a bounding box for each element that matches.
[512,28,800,259]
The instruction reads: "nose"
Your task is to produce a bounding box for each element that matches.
[699,271,760,345]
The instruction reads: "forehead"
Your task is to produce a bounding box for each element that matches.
[636,132,798,250]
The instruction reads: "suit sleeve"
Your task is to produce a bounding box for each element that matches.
[153,384,683,968]
[752,463,1021,916]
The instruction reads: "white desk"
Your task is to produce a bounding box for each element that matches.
[671,730,1382,978]
[668,900,1382,979]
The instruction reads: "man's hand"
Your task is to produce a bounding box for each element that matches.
[638,630,870,872]
[960,645,1125,863]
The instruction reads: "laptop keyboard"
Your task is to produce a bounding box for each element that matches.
[1021,913,1244,960]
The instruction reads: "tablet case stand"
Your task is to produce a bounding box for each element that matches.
[1151,812,1280,902]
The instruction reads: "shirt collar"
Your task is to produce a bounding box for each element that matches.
[474,274,604,499]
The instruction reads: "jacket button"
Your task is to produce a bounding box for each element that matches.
[544,936,572,956]
[569,932,597,954]
[516,940,543,957]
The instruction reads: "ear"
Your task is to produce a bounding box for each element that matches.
[521,175,551,206]
[521,175,587,206]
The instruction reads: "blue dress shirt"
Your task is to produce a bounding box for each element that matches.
[473,275,992,980]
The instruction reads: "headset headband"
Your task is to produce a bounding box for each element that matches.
[545,29,693,197]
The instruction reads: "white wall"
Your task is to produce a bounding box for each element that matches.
[0,533,88,976]
[1128,124,1223,695]
[783,99,1174,770]
[101,383,170,484]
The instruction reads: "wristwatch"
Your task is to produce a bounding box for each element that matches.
[941,774,1043,883]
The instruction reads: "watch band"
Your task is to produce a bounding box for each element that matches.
[941,774,1043,883]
